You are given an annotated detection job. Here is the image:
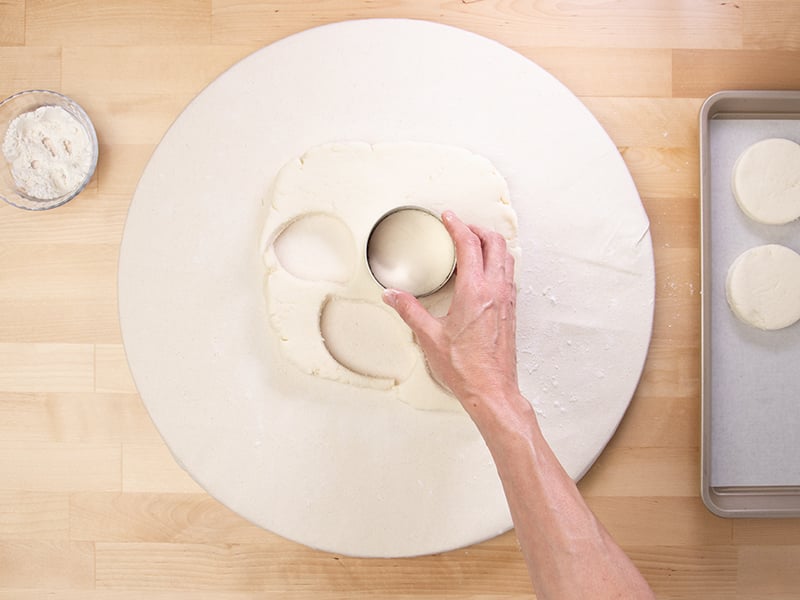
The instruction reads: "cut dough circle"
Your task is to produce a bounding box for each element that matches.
[726,244,800,330]
[273,213,356,283]
[732,137,800,225]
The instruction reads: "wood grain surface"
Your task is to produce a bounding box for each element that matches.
[1,1,799,598]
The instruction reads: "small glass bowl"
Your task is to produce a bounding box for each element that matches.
[0,90,98,210]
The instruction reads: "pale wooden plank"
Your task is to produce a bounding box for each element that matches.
[621,146,699,201]
[0,344,94,392]
[95,541,530,593]
[62,46,257,95]
[0,0,24,46]
[65,93,193,145]
[0,298,121,344]
[122,444,205,494]
[210,0,445,46]
[0,491,70,540]
[96,145,155,195]
[579,447,699,497]
[26,0,212,46]
[95,345,137,394]
[0,47,61,98]
[0,392,160,444]
[69,492,279,543]
[672,49,800,98]
[212,0,743,50]
[737,545,800,597]
[733,518,800,545]
[0,191,129,245]
[743,0,800,50]
[0,440,120,491]
[0,541,94,589]
[0,593,524,600]
[526,48,672,98]
[586,496,732,547]
[447,0,743,51]
[0,244,116,295]
[634,345,699,402]
[648,248,702,351]
[643,196,701,251]
[582,97,703,149]
[0,592,535,600]
[0,594,278,600]
[613,394,699,449]
[0,244,119,344]
[630,545,737,599]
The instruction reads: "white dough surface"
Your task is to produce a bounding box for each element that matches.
[732,137,800,225]
[726,244,800,330]
[118,19,654,557]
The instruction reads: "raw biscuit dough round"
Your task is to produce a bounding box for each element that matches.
[726,244,800,330]
[732,137,800,225]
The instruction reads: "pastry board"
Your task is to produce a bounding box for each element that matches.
[118,19,654,556]
[700,90,800,517]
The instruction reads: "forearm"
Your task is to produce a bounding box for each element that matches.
[473,393,655,600]
[382,212,652,596]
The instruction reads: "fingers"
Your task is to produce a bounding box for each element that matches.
[441,210,515,287]
[469,225,509,280]
[504,252,516,281]
[442,211,484,275]
[382,288,440,337]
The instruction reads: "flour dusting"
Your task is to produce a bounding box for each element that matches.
[2,105,93,200]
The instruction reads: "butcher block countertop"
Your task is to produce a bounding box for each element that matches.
[1,1,799,598]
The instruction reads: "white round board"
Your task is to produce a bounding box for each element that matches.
[119,19,654,558]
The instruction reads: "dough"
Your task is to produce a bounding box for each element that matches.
[726,244,800,330]
[261,141,520,411]
[118,18,655,559]
[732,138,800,225]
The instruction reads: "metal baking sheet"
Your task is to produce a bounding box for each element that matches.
[700,90,800,517]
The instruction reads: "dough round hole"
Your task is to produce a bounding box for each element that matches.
[732,137,800,225]
[272,213,355,283]
[320,296,416,381]
[726,244,800,330]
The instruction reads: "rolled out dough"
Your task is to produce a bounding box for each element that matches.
[732,137,800,225]
[726,244,800,330]
[118,19,655,558]
[261,142,519,411]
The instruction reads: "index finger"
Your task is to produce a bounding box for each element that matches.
[469,224,508,280]
[441,210,483,277]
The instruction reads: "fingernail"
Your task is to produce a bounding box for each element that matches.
[382,289,398,307]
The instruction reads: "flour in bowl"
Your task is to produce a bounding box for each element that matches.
[2,105,93,200]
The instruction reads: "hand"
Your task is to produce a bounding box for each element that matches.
[382,210,521,419]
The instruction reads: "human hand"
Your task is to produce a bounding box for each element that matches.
[382,210,521,418]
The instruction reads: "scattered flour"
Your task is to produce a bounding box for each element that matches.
[2,105,93,200]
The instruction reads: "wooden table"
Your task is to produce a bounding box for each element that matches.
[1,2,799,597]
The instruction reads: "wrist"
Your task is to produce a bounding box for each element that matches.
[462,389,539,444]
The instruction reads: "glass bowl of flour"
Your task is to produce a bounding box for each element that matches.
[0,90,98,210]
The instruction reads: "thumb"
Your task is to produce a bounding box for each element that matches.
[382,289,438,336]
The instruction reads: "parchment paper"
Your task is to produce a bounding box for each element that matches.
[709,118,800,487]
